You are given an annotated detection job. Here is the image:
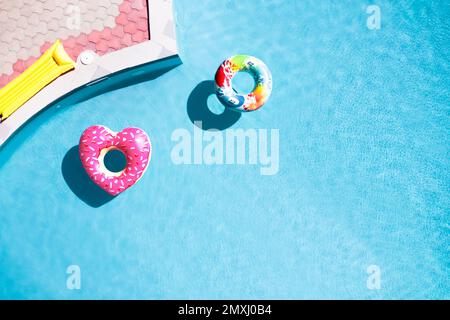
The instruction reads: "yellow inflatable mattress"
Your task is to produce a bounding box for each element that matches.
[0,40,75,121]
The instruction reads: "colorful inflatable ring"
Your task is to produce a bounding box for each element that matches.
[215,55,272,112]
[79,125,151,196]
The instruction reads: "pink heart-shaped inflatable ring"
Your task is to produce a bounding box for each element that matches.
[79,125,151,196]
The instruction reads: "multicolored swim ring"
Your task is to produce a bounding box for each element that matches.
[215,55,272,112]
[79,125,151,196]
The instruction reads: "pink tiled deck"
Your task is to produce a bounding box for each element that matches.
[0,0,150,88]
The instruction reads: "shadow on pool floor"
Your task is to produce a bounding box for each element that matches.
[187,80,241,130]
[61,145,115,208]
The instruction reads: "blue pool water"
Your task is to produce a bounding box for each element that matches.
[0,0,449,299]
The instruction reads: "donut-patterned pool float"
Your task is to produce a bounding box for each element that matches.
[215,55,272,112]
[79,125,151,196]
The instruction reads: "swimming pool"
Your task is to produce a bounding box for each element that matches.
[0,0,449,299]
